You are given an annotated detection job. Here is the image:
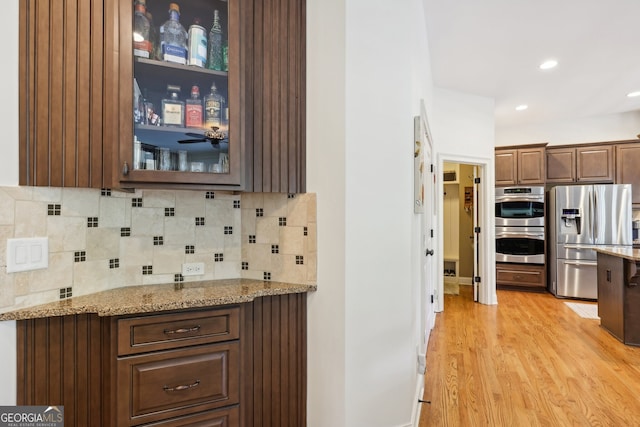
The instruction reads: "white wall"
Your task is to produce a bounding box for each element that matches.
[0,0,19,405]
[307,0,432,425]
[496,110,640,146]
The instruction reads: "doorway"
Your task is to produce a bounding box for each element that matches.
[443,162,477,300]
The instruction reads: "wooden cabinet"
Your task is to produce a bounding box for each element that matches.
[19,0,306,193]
[597,252,640,346]
[546,144,614,184]
[616,142,640,206]
[496,263,546,290]
[495,144,546,186]
[16,294,308,427]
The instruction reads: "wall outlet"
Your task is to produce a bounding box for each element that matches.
[182,262,205,276]
[6,237,49,273]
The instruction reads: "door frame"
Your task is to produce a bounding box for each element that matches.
[435,153,497,310]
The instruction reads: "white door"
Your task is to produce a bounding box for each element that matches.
[473,166,480,302]
[416,111,436,373]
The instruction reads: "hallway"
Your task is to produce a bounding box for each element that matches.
[419,287,640,426]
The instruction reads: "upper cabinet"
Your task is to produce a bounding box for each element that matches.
[615,142,640,206]
[546,144,614,184]
[495,144,546,186]
[19,0,306,193]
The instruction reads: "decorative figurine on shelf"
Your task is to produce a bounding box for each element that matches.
[178,126,227,147]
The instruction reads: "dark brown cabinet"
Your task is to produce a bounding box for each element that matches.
[19,0,306,193]
[17,294,308,427]
[495,144,546,186]
[597,252,640,346]
[496,263,546,290]
[546,144,614,184]
[616,142,640,207]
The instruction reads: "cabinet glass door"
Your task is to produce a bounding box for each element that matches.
[131,0,231,178]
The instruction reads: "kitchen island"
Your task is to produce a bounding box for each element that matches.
[595,247,640,346]
[0,279,316,427]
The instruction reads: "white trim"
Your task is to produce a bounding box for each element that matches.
[459,276,473,285]
[436,153,497,309]
[409,377,425,427]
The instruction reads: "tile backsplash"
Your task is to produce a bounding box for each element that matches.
[0,187,317,312]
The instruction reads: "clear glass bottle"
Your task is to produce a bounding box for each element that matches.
[207,10,224,70]
[133,0,152,58]
[185,85,203,128]
[187,18,207,68]
[159,3,188,65]
[145,11,159,60]
[161,85,185,127]
[204,83,224,130]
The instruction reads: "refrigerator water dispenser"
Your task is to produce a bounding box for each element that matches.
[561,208,581,235]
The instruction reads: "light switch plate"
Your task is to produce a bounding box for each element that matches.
[6,237,49,273]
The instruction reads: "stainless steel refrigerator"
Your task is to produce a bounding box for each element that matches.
[548,184,632,299]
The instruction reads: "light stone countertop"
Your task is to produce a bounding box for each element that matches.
[594,246,640,262]
[0,279,317,321]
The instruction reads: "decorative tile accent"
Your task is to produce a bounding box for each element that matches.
[121,227,131,237]
[271,245,279,254]
[101,189,112,196]
[288,194,295,199]
[206,191,215,199]
[153,236,164,246]
[47,204,61,216]
[264,272,271,280]
[142,265,153,275]
[233,200,241,209]
[214,253,224,262]
[249,235,256,244]
[132,198,143,207]
[165,208,175,217]
[256,208,263,217]
[109,258,120,269]
[185,245,195,254]
[241,261,249,270]
[87,217,99,228]
[195,217,205,226]
[59,287,72,299]
[174,273,184,283]
[296,255,304,265]
[224,226,233,235]
[304,226,308,236]
[279,217,287,226]
[74,251,86,262]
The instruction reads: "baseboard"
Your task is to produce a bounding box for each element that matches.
[459,276,472,285]
[409,375,425,427]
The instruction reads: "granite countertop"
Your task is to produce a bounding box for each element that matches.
[0,279,317,321]
[594,246,640,262]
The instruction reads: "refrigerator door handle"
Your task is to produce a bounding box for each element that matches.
[593,190,598,241]
[563,260,598,267]
[563,244,596,250]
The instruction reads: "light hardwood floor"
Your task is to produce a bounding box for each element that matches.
[419,286,640,426]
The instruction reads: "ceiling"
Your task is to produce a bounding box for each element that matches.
[423,0,640,129]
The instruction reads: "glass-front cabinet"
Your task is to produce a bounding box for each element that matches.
[117,0,243,188]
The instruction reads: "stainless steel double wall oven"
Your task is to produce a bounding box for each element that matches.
[495,186,545,264]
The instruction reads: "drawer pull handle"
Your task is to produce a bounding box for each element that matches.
[163,325,201,335]
[163,380,200,392]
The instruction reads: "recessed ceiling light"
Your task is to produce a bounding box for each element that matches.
[515,105,528,111]
[539,60,558,70]
[627,91,640,98]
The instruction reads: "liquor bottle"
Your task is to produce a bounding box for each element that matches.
[207,10,224,70]
[204,83,224,129]
[133,0,152,58]
[187,18,207,68]
[185,85,203,128]
[159,3,188,65]
[161,85,185,127]
[145,11,159,60]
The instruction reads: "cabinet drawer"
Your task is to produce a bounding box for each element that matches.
[118,342,240,426]
[497,265,545,287]
[140,405,239,427]
[118,307,239,355]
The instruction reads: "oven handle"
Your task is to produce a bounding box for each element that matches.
[496,232,545,239]
[496,195,544,202]
[562,260,598,266]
